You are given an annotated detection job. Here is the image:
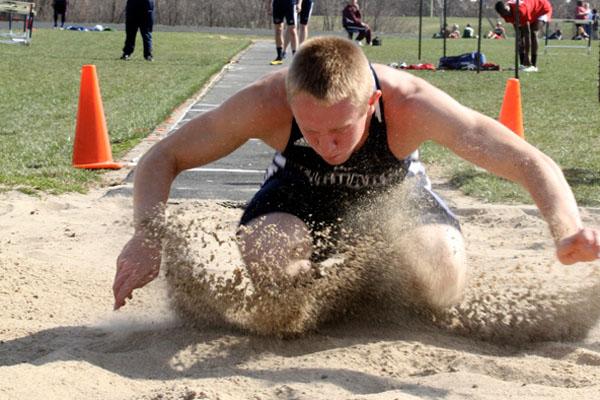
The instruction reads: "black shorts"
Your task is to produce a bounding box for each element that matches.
[299,0,313,25]
[272,0,297,25]
[240,165,460,255]
[53,3,66,13]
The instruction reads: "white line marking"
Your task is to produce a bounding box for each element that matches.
[188,167,264,173]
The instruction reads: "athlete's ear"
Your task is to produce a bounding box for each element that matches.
[368,90,382,107]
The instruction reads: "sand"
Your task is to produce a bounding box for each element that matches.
[1,174,600,399]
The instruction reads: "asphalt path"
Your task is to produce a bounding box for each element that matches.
[110,41,288,201]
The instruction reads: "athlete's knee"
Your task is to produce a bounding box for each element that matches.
[394,225,467,309]
[419,226,466,309]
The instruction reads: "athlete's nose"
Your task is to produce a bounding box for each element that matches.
[321,135,338,156]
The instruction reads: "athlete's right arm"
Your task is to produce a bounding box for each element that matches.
[113,71,292,310]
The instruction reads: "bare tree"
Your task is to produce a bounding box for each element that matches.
[30,0,588,28]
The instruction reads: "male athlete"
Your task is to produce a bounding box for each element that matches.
[495,0,553,72]
[114,36,599,313]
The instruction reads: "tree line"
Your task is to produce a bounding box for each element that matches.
[31,1,591,32]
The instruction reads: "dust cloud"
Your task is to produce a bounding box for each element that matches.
[160,183,600,344]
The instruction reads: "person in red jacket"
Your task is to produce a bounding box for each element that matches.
[495,0,553,72]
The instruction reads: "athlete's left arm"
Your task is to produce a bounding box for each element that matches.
[387,73,599,265]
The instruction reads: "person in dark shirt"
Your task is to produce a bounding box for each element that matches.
[120,0,155,61]
[342,0,372,45]
[52,0,67,28]
[113,37,600,327]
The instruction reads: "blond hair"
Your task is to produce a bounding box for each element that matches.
[286,36,373,107]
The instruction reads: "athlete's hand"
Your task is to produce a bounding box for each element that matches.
[113,233,161,310]
[556,227,600,265]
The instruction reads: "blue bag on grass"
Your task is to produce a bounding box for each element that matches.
[438,52,486,70]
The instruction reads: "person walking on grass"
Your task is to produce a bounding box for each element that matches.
[495,0,553,72]
[120,0,155,61]
[271,0,300,65]
[113,37,599,321]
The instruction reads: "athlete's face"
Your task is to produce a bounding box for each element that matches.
[290,91,381,165]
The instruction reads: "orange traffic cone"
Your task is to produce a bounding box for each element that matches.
[498,78,525,139]
[72,65,121,169]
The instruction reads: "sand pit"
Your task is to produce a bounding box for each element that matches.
[1,181,600,399]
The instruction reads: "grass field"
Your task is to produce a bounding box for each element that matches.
[0,30,250,193]
[363,38,600,206]
[0,28,598,205]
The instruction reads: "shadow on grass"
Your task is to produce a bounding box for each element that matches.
[448,167,599,205]
[562,168,600,186]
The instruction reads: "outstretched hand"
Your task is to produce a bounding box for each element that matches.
[556,228,600,265]
[113,233,161,310]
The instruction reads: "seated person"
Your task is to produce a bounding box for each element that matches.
[447,23,461,39]
[433,25,446,38]
[462,23,476,38]
[546,28,562,40]
[342,0,372,45]
[572,25,589,40]
[486,20,507,39]
[574,1,590,33]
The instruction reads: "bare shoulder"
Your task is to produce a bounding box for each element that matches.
[372,63,485,156]
[237,68,292,149]
[371,64,438,157]
[373,62,469,120]
[219,68,293,149]
[248,68,290,111]
[372,64,423,103]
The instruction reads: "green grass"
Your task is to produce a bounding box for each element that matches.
[311,16,510,38]
[363,38,600,206]
[0,28,598,206]
[0,30,250,193]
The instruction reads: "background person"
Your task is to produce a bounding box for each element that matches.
[342,0,372,46]
[495,0,553,72]
[591,8,599,40]
[298,0,313,44]
[462,23,476,38]
[574,1,591,35]
[282,0,313,60]
[271,0,300,65]
[546,27,562,40]
[121,0,155,61]
[447,23,461,39]
[52,0,67,29]
[572,25,590,40]
[486,20,507,39]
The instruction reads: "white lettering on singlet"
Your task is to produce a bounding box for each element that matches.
[297,167,407,189]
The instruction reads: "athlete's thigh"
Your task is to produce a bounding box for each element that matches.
[272,0,287,24]
[283,0,297,25]
[299,0,313,25]
[240,172,344,259]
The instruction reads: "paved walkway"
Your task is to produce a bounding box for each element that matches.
[108,40,288,201]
